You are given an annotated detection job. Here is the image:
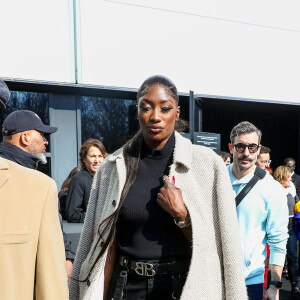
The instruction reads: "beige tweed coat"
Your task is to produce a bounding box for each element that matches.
[69,132,247,300]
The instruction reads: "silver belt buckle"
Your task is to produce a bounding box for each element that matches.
[135,261,156,277]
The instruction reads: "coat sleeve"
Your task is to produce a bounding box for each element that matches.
[69,168,101,300]
[214,157,248,299]
[66,176,86,223]
[294,175,300,199]
[35,179,69,300]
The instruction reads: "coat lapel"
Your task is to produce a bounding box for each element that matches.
[0,158,9,189]
[173,131,192,171]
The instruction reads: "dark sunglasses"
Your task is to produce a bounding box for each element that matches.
[233,143,259,154]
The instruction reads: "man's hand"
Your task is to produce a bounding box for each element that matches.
[263,264,282,300]
[65,260,73,281]
[263,285,279,300]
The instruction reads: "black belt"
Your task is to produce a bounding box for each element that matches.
[118,255,190,277]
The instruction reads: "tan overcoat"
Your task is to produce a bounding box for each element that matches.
[0,157,68,300]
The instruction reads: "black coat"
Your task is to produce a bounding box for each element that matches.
[59,193,68,220]
[292,172,300,199]
[0,142,75,261]
[65,169,93,223]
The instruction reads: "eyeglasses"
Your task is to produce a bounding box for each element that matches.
[258,159,272,165]
[233,143,259,154]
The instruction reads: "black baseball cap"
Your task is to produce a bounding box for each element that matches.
[2,110,58,136]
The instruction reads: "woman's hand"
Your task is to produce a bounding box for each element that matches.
[157,175,187,221]
[65,260,73,281]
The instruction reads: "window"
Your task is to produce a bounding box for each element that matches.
[80,96,137,154]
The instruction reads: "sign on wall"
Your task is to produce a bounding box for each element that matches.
[193,132,220,154]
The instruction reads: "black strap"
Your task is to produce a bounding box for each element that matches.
[113,270,128,300]
[235,167,266,207]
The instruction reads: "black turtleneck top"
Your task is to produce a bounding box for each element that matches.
[116,132,191,260]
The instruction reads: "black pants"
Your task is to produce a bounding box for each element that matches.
[287,217,298,285]
[107,262,188,300]
[246,283,264,300]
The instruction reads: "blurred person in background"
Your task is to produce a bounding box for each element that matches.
[66,138,107,223]
[284,158,300,199]
[220,150,231,165]
[256,146,272,174]
[59,166,81,220]
[273,166,300,296]
[284,157,300,274]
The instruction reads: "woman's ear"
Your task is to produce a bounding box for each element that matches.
[176,106,180,121]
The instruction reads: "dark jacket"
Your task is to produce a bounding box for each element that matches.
[292,172,300,199]
[59,193,68,220]
[0,141,75,261]
[65,169,92,223]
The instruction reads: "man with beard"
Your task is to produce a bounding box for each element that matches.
[0,109,75,279]
[0,110,53,167]
[228,121,288,300]
[0,83,68,299]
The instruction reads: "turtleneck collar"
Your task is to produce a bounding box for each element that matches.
[83,167,94,178]
[141,131,175,159]
[0,142,40,169]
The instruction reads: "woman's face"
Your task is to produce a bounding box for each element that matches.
[83,146,104,175]
[225,157,231,166]
[282,175,292,188]
[137,84,180,150]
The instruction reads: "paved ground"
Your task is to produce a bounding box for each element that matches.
[280,276,300,300]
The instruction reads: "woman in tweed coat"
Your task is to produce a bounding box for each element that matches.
[69,75,247,300]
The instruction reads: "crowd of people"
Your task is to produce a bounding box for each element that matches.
[0,76,299,300]
[220,142,300,298]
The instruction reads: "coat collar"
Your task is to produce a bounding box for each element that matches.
[173,131,192,170]
[0,157,9,189]
[107,148,123,162]
[0,142,39,169]
[107,131,192,170]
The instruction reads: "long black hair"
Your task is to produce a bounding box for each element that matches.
[82,75,181,281]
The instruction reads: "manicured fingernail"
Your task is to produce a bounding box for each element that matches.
[172,176,175,184]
